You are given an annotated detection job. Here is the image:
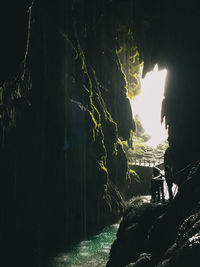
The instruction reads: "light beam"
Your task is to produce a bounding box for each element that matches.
[130,64,167,147]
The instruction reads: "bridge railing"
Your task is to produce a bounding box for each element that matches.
[128,158,164,167]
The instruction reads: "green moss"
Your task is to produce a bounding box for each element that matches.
[75,41,132,210]
[89,67,119,156]
[87,110,99,141]
[116,26,142,100]
[97,159,113,203]
[129,168,140,182]
[98,160,109,176]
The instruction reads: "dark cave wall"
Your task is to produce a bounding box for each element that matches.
[30,0,139,245]
[134,0,200,180]
[0,0,36,260]
[107,2,200,267]
[1,0,137,258]
[0,1,31,83]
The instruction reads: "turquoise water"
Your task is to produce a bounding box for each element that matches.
[49,223,119,267]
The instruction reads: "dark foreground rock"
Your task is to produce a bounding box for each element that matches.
[106,198,167,267]
[107,163,200,267]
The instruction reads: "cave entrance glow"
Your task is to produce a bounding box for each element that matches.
[130,64,167,148]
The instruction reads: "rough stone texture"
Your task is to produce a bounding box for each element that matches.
[0,1,137,265]
[129,165,153,196]
[107,164,200,267]
[106,198,167,267]
[156,207,200,267]
[134,0,200,179]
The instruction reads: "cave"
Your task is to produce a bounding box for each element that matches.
[1,1,200,266]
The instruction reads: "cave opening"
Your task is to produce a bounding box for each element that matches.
[127,64,169,168]
[130,64,167,148]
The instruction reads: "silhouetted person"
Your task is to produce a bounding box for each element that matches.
[151,166,165,203]
[164,147,174,200]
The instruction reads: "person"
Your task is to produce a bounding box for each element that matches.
[151,166,165,203]
[164,147,174,200]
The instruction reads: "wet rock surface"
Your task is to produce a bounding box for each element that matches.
[107,165,200,266]
[106,198,167,267]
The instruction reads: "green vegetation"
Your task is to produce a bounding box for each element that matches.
[120,115,168,161]
[129,168,140,182]
[115,25,142,99]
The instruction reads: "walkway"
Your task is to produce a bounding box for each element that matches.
[128,158,164,167]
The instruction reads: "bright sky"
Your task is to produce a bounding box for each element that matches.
[130,64,167,147]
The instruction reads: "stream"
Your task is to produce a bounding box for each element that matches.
[47,196,159,266]
[48,223,119,267]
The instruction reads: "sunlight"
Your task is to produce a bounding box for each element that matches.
[130,65,167,147]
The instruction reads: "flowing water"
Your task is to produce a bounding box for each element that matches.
[48,223,119,267]
[47,196,153,266]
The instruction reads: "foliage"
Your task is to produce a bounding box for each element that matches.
[120,116,168,160]
[156,139,169,152]
[131,136,146,157]
[115,25,142,99]
[134,114,151,142]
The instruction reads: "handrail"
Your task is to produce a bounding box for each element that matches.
[128,158,164,167]
[152,175,163,180]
